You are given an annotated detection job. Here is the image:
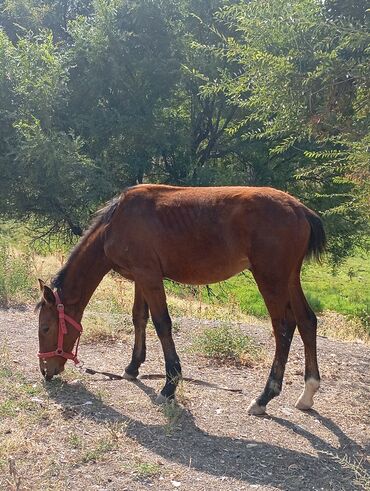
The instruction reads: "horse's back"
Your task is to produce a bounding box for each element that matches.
[105,184,312,284]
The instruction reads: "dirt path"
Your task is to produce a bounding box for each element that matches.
[1,307,369,491]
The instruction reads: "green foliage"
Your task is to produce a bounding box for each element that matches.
[192,325,265,366]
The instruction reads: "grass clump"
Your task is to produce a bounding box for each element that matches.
[135,462,161,479]
[0,244,36,306]
[80,438,116,463]
[192,325,265,367]
[319,312,370,343]
[161,399,184,436]
[83,312,132,343]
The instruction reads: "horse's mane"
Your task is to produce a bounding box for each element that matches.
[51,196,121,291]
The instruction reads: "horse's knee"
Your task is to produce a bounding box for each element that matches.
[132,313,148,330]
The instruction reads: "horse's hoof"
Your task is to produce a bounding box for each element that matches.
[247,399,266,416]
[122,371,137,381]
[295,378,319,410]
[295,397,313,411]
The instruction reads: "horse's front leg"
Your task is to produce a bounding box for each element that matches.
[123,283,148,379]
[138,278,182,401]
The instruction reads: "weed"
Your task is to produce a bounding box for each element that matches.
[191,325,265,366]
[8,457,22,491]
[68,433,82,449]
[0,400,19,418]
[161,400,183,435]
[106,420,128,442]
[356,308,370,337]
[80,438,115,463]
[0,367,13,378]
[135,462,161,479]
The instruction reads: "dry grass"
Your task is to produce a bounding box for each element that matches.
[318,311,370,344]
[329,454,370,491]
[0,352,163,490]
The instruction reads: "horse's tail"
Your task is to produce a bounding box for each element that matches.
[304,208,326,260]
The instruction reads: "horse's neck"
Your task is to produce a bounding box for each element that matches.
[61,230,112,319]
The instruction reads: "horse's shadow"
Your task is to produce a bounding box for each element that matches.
[45,378,368,491]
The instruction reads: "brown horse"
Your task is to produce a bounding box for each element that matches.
[37,184,325,415]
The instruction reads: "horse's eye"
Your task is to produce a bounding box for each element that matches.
[41,325,50,334]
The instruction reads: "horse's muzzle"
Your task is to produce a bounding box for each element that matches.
[39,359,64,381]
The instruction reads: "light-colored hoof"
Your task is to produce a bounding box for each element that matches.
[247,399,266,416]
[295,378,319,410]
[295,397,314,411]
[122,371,137,381]
[156,393,170,405]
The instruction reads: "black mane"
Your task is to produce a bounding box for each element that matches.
[51,196,121,290]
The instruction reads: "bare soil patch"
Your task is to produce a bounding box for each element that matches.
[0,307,369,490]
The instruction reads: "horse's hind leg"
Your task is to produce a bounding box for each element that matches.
[289,279,320,410]
[247,273,296,415]
[123,283,149,380]
[137,278,182,401]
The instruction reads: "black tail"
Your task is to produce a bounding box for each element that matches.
[305,210,326,260]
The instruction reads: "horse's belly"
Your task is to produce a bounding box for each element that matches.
[164,256,251,285]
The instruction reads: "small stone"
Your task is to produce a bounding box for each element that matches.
[171,481,181,487]
[31,397,44,404]
[281,407,293,416]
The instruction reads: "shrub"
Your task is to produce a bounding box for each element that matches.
[192,325,265,366]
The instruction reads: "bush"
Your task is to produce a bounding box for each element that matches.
[192,325,265,367]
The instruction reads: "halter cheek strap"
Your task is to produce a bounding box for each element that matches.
[38,291,83,365]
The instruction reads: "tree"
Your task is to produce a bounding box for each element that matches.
[202,0,369,260]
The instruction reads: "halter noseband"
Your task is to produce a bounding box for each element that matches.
[38,291,83,365]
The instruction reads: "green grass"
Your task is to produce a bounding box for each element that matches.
[80,438,116,463]
[166,252,369,335]
[0,243,37,306]
[135,462,161,479]
[191,325,266,366]
[301,254,369,320]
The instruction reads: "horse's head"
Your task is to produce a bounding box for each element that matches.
[37,280,82,380]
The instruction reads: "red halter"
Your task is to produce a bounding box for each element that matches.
[38,291,83,365]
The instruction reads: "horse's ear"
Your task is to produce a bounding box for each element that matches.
[42,284,55,305]
[38,279,45,291]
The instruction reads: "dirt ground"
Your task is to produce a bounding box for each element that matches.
[0,307,369,491]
